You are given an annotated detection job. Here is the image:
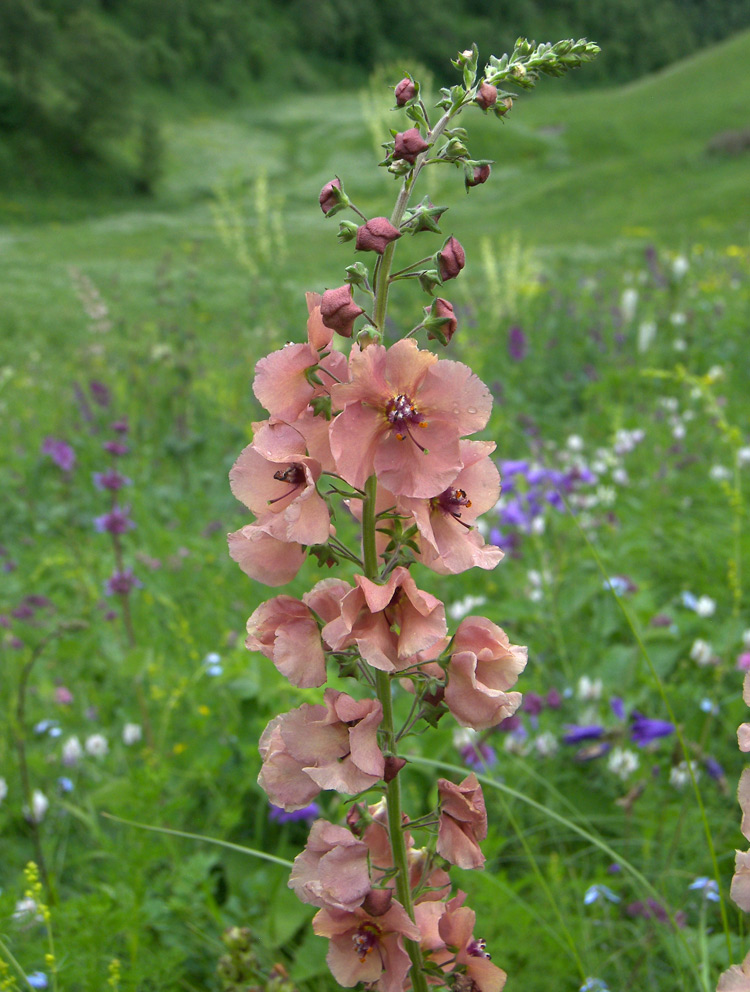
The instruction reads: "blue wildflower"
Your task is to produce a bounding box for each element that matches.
[630,712,674,746]
[563,724,605,745]
[584,884,620,906]
[269,802,320,824]
[27,973,48,990]
[688,877,720,902]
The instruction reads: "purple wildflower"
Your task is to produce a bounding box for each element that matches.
[94,506,135,535]
[508,325,527,361]
[704,757,724,780]
[105,569,142,596]
[111,418,129,434]
[563,724,606,745]
[499,460,530,477]
[546,688,562,709]
[89,380,111,407]
[610,697,625,721]
[460,741,497,770]
[522,692,545,717]
[103,440,129,456]
[630,712,674,747]
[269,802,320,824]
[12,604,35,620]
[41,437,75,472]
[93,469,131,491]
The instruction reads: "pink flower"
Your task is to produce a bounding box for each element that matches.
[289,819,371,910]
[253,296,347,422]
[437,893,506,992]
[229,420,330,546]
[330,338,492,498]
[245,594,327,688]
[436,774,487,870]
[445,617,527,729]
[313,900,420,992]
[718,952,750,991]
[738,652,750,671]
[397,440,503,574]
[227,524,306,587]
[258,689,384,809]
[355,218,402,255]
[323,566,447,672]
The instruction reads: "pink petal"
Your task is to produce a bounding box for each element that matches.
[227,525,305,586]
[253,343,318,421]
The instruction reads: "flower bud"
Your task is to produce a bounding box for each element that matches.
[356,325,383,349]
[424,298,458,346]
[393,128,430,165]
[418,269,442,295]
[494,96,514,118]
[319,177,349,216]
[362,888,394,916]
[320,285,365,338]
[383,755,407,782]
[438,236,466,281]
[394,77,417,106]
[465,164,491,189]
[337,219,359,243]
[475,82,498,110]
[355,217,401,254]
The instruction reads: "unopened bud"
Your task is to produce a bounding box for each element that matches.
[465,163,491,189]
[393,128,430,165]
[356,325,382,348]
[494,96,514,118]
[437,236,466,281]
[355,217,401,254]
[475,81,498,110]
[362,888,394,916]
[441,137,469,161]
[383,755,407,782]
[422,684,445,707]
[418,269,442,295]
[319,177,349,216]
[337,219,359,243]
[424,298,458,346]
[394,77,417,106]
[511,62,527,79]
[320,285,364,338]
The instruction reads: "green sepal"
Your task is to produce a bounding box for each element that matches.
[345,261,370,289]
[401,196,449,235]
[310,394,332,420]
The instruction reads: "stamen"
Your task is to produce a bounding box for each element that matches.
[436,487,473,528]
[351,923,380,962]
[385,393,429,453]
[268,463,306,505]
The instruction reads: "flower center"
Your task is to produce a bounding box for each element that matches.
[467,937,491,959]
[385,393,428,452]
[436,487,473,528]
[268,463,306,504]
[352,922,380,962]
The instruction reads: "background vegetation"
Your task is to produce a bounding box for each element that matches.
[1,12,749,992]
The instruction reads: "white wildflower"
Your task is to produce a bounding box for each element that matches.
[535,732,559,758]
[608,747,640,780]
[25,789,49,824]
[62,735,83,767]
[672,255,689,278]
[670,312,687,326]
[577,676,602,701]
[673,338,687,352]
[695,595,716,618]
[690,639,714,666]
[85,733,109,758]
[122,723,142,746]
[620,288,639,322]
[566,434,584,452]
[0,777,7,803]
[637,320,657,352]
[709,465,731,482]
[448,595,487,621]
[670,761,699,789]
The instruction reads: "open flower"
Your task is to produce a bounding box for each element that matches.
[245,594,327,688]
[437,774,487,869]
[397,440,503,574]
[228,523,306,587]
[258,690,384,810]
[416,892,506,992]
[253,296,348,422]
[445,617,526,729]
[323,566,447,672]
[289,819,371,911]
[229,420,330,547]
[330,338,491,498]
[313,900,420,992]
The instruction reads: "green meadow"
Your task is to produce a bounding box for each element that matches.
[1,28,749,992]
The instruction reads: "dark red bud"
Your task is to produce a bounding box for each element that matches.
[393,128,430,165]
[320,285,364,338]
[319,178,343,215]
[394,77,417,106]
[475,82,498,110]
[438,236,466,281]
[426,298,458,345]
[355,217,402,255]
[362,888,394,917]
[422,685,445,707]
[383,755,407,782]
[466,164,491,188]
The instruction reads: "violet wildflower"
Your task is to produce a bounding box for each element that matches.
[737,652,750,671]
[93,469,131,491]
[507,325,527,361]
[563,724,605,745]
[103,440,129,456]
[704,756,724,780]
[54,686,73,705]
[546,688,562,708]
[89,380,110,406]
[269,802,320,824]
[105,568,142,596]
[41,437,75,472]
[610,697,625,720]
[630,712,674,746]
[94,506,135,535]
[111,417,129,433]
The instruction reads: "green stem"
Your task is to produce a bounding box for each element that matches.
[362,477,428,992]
